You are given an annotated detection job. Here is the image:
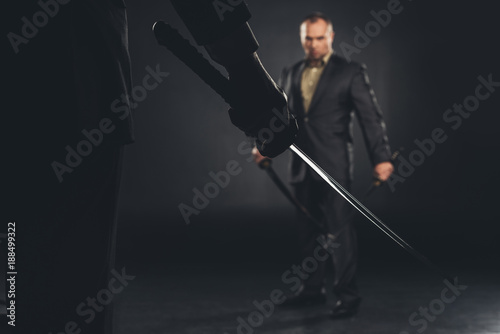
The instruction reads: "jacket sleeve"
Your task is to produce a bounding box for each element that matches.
[278,66,293,101]
[350,64,392,165]
[278,67,287,87]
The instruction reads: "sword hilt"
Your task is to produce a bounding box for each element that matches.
[152,21,234,105]
[367,147,405,193]
[258,158,272,170]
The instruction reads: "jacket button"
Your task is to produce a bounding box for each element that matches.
[304,117,309,122]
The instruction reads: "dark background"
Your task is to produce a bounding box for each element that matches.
[2,1,499,332]
[115,0,500,271]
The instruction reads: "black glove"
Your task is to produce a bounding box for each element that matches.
[226,53,298,157]
[170,1,298,157]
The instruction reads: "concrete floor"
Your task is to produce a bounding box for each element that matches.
[2,212,499,333]
[113,262,500,334]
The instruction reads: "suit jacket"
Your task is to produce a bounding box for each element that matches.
[280,54,391,184]
[4,0,134,219]
[4,0,134,149]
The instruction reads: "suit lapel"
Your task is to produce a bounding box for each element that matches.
[292,61,306,116]
[307,55,337,114]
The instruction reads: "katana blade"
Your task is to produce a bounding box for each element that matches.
[289,144,453,282]
[258,159,319,227]
[153,21,454,283]
[258,159,347,242]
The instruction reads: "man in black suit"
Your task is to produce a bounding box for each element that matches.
[4,1,133,333]
[4,1,295,332]
[254,12,393,318]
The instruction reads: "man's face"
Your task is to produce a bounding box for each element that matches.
[300,19,334,61]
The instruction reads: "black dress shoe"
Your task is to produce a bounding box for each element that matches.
[280,290,326,308]
[330,299,360,319]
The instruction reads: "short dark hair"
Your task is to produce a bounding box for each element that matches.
[301,12,334,32]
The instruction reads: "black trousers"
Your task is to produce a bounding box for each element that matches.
[14,145,124,334]
[292,170,360,303]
